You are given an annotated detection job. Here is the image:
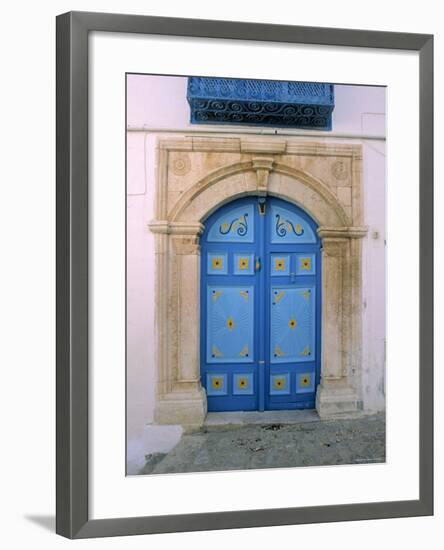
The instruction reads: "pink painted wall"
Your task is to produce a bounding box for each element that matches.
[126,75,386,469]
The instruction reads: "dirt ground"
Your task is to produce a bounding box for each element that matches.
[139,412,385,475]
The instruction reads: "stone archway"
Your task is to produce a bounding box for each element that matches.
[148,137,367,428]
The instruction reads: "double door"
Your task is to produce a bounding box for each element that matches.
[200,196,321,411]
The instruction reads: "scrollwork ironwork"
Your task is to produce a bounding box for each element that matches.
[187,78,334,130]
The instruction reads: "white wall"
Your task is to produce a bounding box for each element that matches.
[362,139,386,410]
[126,135,156,432]
[126,75,387,457]
[126,74,387,134]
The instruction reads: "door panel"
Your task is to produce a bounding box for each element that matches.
[201,196,320,412]
[207,203,255,243]
[270,203,317,244]
[206,285,254,363]
[270,285,316,364]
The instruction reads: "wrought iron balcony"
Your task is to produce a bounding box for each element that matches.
[187,78,334,130]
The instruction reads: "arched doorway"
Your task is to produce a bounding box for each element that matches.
[200,196,321,412]
[149,138,367,426]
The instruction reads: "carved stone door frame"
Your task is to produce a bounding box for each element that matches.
[148,137,367,428]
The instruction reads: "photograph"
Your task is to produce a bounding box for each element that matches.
[126,74,387,476]
[0,1,436,545]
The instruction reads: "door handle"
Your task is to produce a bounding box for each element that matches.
[255,256,261,272]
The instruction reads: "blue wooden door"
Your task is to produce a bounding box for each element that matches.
[201,196,321,412]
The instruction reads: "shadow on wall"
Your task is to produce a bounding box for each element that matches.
[23,515,55,533]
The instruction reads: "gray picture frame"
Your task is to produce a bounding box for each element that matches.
[56,11,434,539]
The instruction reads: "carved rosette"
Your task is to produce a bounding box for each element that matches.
[331,159,349,182]
[171,154,191,176]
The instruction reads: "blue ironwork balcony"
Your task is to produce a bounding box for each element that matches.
[187,78,334,130]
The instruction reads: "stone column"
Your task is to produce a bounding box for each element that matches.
[316,227,367,417]
[147,221,170,397]
[172,232,202,392]
[148,221,207,429]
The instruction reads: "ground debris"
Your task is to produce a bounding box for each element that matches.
[249,446,265,452]
[261,423,283,431]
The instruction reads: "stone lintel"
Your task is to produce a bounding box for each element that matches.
[285,143,362,158]
[158,138,193,151]
[156,137,362,159]
[192,137,240,152]
[241,139,287,154]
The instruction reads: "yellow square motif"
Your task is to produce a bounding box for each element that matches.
[300,257,311,270]
[300,374,311,387]
[212,257,223,270]
[275,258,285,271]
[212,377,223,389]
[273,377,286,390]
[237,377,248,389]
[239,257,249,270]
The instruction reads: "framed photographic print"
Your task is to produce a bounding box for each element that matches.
[56,11,433,539]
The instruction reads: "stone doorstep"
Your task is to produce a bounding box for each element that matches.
[203,409,378,430]
[204,409,320,428]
